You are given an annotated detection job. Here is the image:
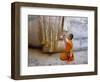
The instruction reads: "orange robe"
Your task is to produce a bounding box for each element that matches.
[60,39,74,62]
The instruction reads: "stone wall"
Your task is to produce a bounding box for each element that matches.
[64,16,88,51]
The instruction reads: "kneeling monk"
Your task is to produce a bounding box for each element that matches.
[60,33,74,63]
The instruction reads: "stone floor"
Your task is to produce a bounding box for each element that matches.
[28,48,88,66]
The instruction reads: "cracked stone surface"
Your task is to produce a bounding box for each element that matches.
[28,48,88,66]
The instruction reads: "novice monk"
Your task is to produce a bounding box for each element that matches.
[60,33,74,63]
